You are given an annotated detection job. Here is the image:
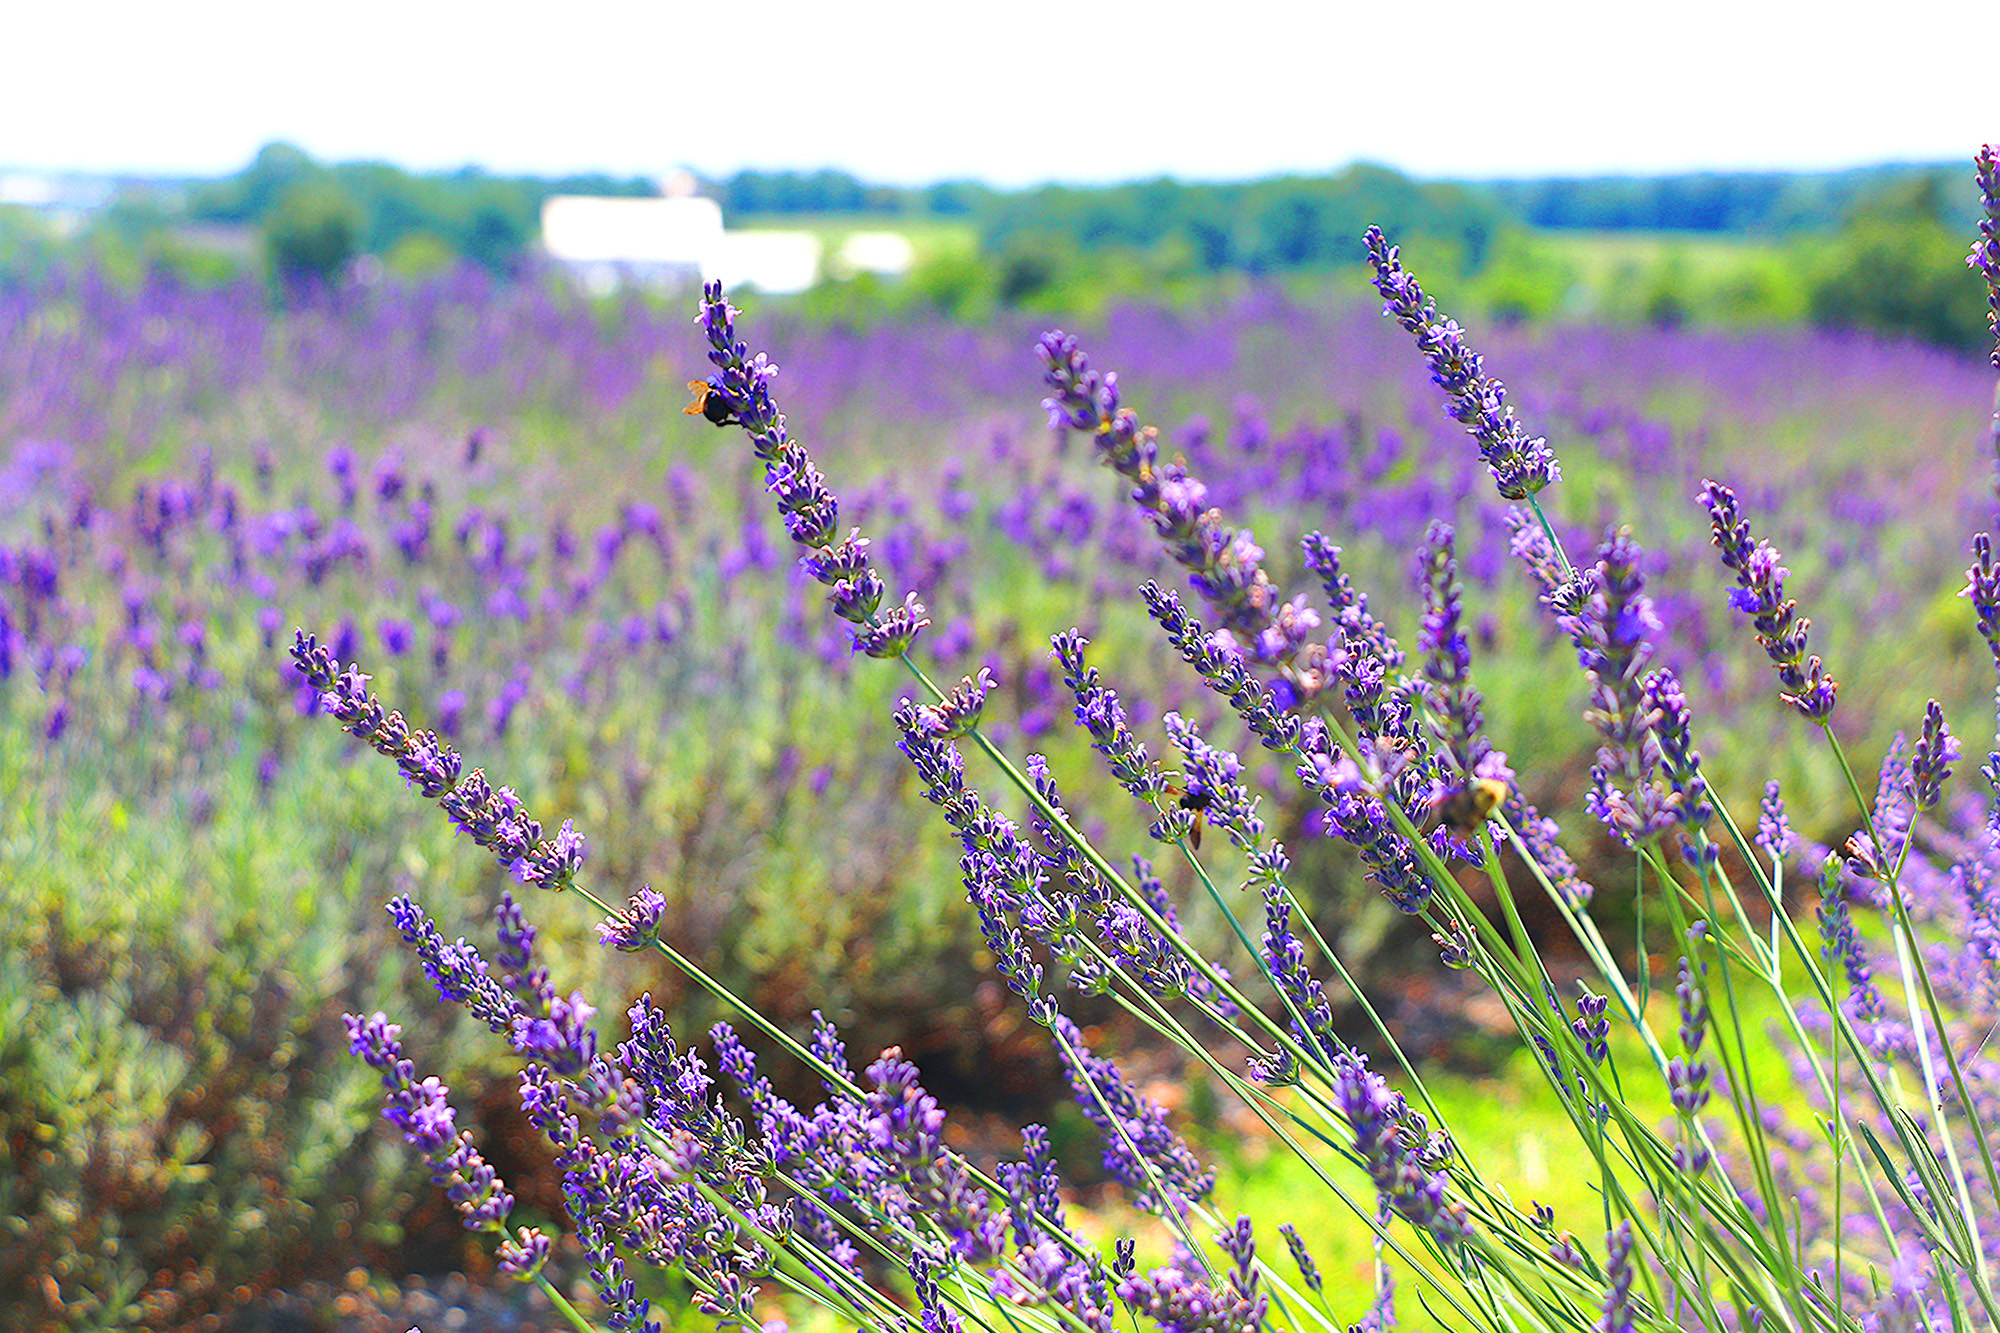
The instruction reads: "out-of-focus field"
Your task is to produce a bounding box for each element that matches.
[2,266,1993,1326]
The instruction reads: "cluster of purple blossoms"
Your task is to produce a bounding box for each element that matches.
[281,175,2000,1333]
[691,281,927,659]
[1818,867,1889,1030]
[1051,628,1174,803]
[1363,226,1561,501]
[1162,710,1264,855]
[1697,480,1839,722]
[1597,1221,1636,1333]
[354,862,1206,1333]
[1129,572,1443,911]
[1254,879,1341,1081]
[1962,533,2000,682]
[1413,521,1499,784]
[1909,699,1960,814]
[1328,1047,1469,1247]
[894,674,1249,1033]
[1668,951,1714,1173]
[1048,1011,1215,1215]
[1550,529,1675,847]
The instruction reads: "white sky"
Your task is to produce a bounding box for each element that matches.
[3,0,1994,185]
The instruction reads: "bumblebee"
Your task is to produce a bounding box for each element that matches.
[1179,784,1213,851]
[1424,777,1510,837]
[684,380,743,427]
[1163,782,1213,851]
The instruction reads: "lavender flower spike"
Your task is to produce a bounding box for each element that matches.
[1364,225,1560,500]
[1036,331,1325,693]
[1598,1221,1636,1333]
[1969,145,2000,369]
[692,282,926,659]
[344,1012,548,1280]
[1908,699,1958,813]
[1697,480,1838,721]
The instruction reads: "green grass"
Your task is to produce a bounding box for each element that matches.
[1182,983,1805,1324]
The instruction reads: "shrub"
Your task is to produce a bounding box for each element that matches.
[296,150,2000,1333]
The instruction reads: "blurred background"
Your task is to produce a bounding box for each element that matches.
[4,0,1995,343]
[2,3,1996,1330]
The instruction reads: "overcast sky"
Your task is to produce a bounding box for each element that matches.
[5,0,1993,186]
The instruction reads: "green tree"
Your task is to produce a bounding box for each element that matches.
[263,182,361,286]
[1808,177,1988,353]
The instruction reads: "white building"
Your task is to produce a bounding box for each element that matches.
[540,194,824,295]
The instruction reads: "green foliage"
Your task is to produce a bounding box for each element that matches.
[263,181,362,286]
[1481,160,1977,235]
[1807,176,1991,353]
[1464,230,1816,331]
[975,163,1508,281]
[187,142,657,279]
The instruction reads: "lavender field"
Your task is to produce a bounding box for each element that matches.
[4,261,1997,1326]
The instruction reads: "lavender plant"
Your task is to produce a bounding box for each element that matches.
[287,148,2000,1333]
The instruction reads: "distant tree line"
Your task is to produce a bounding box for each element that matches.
[2,147,1988,357]
[189,142,657,284]
[1475,163,1977,235]
[705,163,1506,272]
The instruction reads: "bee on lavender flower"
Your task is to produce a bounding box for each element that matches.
[1425,776,1510,837]
[1174,782,1214,851]
[1370,735,1509,836]
[684,379,743,427]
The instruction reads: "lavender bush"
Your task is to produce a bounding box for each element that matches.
[3,162,1997,1325]
[286,148,2000,1333]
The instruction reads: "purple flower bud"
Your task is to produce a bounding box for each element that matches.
[1572,989,1610,1064]
[1276,1223,1322,1294]
[495,1225,550,1280]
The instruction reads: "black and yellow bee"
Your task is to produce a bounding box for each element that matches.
[1424,777,1510,837]
[1176,783,1214,851]
[684,380,743,427]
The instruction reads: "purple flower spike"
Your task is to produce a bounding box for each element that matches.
[1049,1013,1214,1215]
[597,885,667,951]
[1598,1221,1636,1333]
[1756,780,1794,861]
[1052,629,1171,802]
[1036,331,1330,700]
[1960,533,2000,677]
[692,283,925,659]
[1415,521,1496,783]
[1907,700,1957,813]
[1364,226,1560,500]
[344,1012,519,1239]
[1330,1046,1470,1248]
[1697,480,1839,722]
[1276,1222,1323,1294]
[1970,145,2000,369]
[1818,869,1887,1026]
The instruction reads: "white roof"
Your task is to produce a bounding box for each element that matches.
[539,195,723,264]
